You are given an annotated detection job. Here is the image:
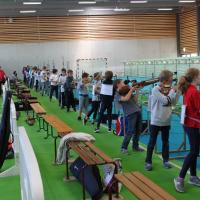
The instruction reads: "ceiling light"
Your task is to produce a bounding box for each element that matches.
[91,8,113,11]
[130,0,148,3]
[20,10,37,13]
[78,1,96,4]
[114,8,130,12]
[23,2,42,5]
[157,8,173,11]
[179,0,195,2]
[68,9,84,12]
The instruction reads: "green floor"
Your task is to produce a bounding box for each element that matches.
[0,91,200,200]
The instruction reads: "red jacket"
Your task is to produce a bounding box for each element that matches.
[184,85,200,128]
[0,69,6,81]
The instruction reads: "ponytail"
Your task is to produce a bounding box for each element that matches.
[178,68,199,94]
[178,76,191,94]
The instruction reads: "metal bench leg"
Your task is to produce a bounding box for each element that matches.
[81,166,87,200]
[66,147,70,179]
[54,136,59,164]
[44,123,50,139]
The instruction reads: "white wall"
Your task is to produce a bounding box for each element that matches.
[0,38,177,77]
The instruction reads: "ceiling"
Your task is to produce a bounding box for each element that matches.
[0,0,197,17]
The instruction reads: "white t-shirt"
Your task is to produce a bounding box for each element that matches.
[59,75,67,92]
[49,74,59,86]
[40,70,47,83]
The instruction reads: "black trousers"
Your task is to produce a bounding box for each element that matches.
[179,127,200,178]
[97,101,112,129]
[50,85,58,100]
[87,101,100,120]
[65,90,76,110]
[145,125,170,164]
[59,92,65,107]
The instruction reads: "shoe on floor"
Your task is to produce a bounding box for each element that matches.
[94,128,100,133]
[163,162,172,169]
[145,163,152,171]
[133,146,144,152]
[77,116,81,121]
[174,177,185,193]
[108,128,112,133]
[121,148,128,154]
[189,176,200,187]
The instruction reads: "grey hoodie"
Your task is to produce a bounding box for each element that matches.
[148,85,180,126]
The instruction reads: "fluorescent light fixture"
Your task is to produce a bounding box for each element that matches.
[78,1,96,4]
[23,2,42,5]
[20,10,36,13]
[68,9,84,12]
[114,8,130,12]
[130,0,148,3]
[91,8,113,11]
[157,8,173,11]
[179,0,195,3]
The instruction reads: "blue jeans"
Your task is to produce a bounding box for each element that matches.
[179,127,200,178]
[121,111,142,150]
[145,125,170,164]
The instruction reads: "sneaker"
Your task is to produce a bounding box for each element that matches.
[83,117,88,125]
[121,148,128,154]
[145,163,152,171]
[133,147,144,152]
[174,177,185,193]
[163,162,172,169]
[94,128,100,133]
[189,176,200,187]
[77,116,81,121]
[108,128,112,133]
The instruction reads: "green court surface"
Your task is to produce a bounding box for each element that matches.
[0,91,199,200]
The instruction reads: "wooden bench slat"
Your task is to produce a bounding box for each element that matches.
[133,172,176,200]
[78,143,105,165]
[115,174,152,200]
[124,173,163,200]
[85,142,113,163]
[69,142,94,165]
[43,114,72,136]
[30,103,46,115]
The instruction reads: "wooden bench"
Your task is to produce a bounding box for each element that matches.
[30,103,46,131]
[42,114,73,162]
[66,141,117,200]
[111,171,176,200]
[30,103,46,115]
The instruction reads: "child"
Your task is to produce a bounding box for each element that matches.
[77,72,90,120]
[64,69,76,112]
[145,70,179,171]
[58,68,67,109]
[84,72,101,125]
[40,66,47,96]
[49,68,59,101]
[174,68,200,193]
[95,71,114,133]
[114,79,144,153]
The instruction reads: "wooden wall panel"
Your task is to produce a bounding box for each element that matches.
[0,14,176,43]
[179,9,198,54]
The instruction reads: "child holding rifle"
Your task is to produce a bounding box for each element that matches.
[114,79,144,154]
[145,70,180,171]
